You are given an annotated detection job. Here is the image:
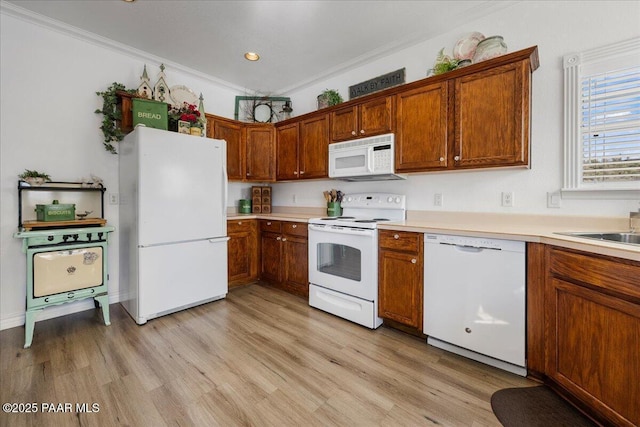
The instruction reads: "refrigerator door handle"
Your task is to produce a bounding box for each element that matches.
[222,151,228,214]
[208,237,230,244]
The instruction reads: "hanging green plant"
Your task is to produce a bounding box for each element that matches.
[95,82,136,154]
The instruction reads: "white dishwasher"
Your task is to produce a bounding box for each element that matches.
[423,233,526,376]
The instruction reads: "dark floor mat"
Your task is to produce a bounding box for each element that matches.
[491,386,597,426]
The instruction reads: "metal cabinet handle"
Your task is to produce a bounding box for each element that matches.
[300,171,305,175]
[267,221,271,225]
[394,234,400,239]
[465,327,472,333]
[411,258,417,264]
[292,224,297,228]
[360,129,365,134]
[351,131,356,136]
[282,237,287,242]
[68,292,75,299]
[439,157,445,162]
[276,236,281,241]
[238,221,242,225]
[454,155,460,161]
[294,171,298,175]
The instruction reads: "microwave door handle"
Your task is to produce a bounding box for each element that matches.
[367,146,374,172]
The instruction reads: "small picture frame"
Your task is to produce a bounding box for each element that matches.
[178,120,191,134]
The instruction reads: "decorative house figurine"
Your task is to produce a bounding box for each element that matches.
[137,65,153,99]
[198,93,207,133]
[153,64,170,103]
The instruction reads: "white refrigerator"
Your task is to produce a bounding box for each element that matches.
[119,126,228,324]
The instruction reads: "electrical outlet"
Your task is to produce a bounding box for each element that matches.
[501,191,514,207]
[109,193,119,205]
[434,193,443,207]
[547,191,561,208]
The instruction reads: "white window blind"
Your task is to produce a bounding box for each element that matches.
[581,65,640,183]
[563,37,640,198]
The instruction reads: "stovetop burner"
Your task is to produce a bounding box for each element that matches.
[309,193,406,229]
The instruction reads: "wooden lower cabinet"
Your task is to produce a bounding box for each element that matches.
[545,246,640,427]
[378,230,424,331]
[260,220,309,297]
[227,219,259,288]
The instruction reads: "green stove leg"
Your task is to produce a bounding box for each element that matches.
[94,295,110,326]
[24,309,40,348]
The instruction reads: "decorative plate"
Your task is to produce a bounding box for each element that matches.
[170,85,198,107]
[453,32,485,61]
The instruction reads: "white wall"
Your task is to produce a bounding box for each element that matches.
[2,1,639,330]
[276,1,640,216]
[0,9,243,330]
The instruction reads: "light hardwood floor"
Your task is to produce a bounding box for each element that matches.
[1,284,535,426]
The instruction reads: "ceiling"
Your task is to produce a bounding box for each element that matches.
[4,0,517,94]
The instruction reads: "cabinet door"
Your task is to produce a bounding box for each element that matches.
[547,277,640,426]
[299,113,329,179]
[330,105,358,142]
[454,60,529,168]
[359,96,394,138]
[212,118,244,181]
[260,231,282,283]
[282,234,309,297]
[378,248,423,329]
[227,220,258,287]
[276,122,299,180]
[245,125,275,181]
[395,82,449,172]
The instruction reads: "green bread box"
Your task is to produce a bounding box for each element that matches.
[35,200,75,221]
[132,98,168,130]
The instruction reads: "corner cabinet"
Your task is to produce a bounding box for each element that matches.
[275,112,329,180]
[545,246,640,427]
[378,230,424,331]
[330,95,394,142]
[206,114,275,182]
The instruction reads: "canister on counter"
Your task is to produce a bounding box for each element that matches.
[238,199,251,214]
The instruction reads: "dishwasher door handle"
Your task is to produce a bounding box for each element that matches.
[441,242,501,252]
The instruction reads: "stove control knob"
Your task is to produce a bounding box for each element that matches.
[63,235,70,242]
[394,197,401,203]
[87,233,92,241]
[346,196,353,202]
[47,235,54,241]
[387,196,393,203]
[73,234,79,241]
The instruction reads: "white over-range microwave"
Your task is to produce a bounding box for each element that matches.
[328,133,407,181]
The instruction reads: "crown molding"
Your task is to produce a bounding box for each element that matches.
[0,1,245,93]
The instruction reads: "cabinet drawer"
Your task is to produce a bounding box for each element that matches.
[379,230,422,252]
[227,219,256,234]
[283,222,308,237]
[260,220,282,233]
[549,247,640,300]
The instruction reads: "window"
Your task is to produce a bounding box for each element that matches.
[563,37,640,198]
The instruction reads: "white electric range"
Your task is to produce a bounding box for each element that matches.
[308,193,406,328]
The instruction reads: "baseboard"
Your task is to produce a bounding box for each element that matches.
[0,291,122,331]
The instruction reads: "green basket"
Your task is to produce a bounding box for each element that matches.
[132,98,168,130]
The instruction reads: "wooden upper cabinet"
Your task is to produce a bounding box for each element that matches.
[330,96,394,142]
[276,122,299,181]
[453,60,529,168]
[245,124,275,181]
[298,113,329,179]
[208,115,243,181]
[276,113,329,181]
[395,82,449,172]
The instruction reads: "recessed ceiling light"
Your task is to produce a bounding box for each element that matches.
[244,52,260,61]
[123,0,135,2]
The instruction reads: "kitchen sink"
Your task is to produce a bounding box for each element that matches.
[557,232,640,246]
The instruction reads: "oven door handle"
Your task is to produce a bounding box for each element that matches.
[309,224,376,237]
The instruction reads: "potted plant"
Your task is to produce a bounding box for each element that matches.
[18,169,51,186]
[168,102,203,135]
[317,89,344,109]
[431,48,460,75]
[95,82,137,154]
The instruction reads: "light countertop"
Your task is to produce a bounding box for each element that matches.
[227,209,639,262]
